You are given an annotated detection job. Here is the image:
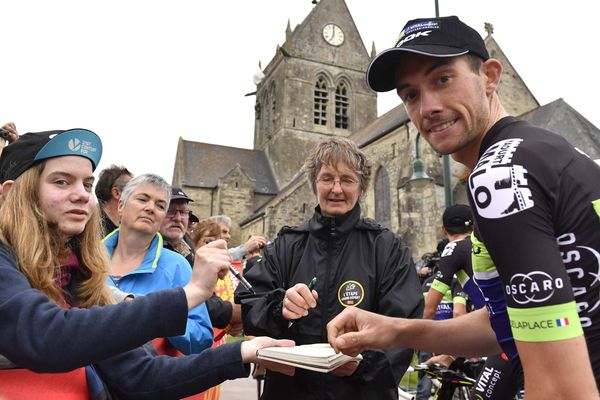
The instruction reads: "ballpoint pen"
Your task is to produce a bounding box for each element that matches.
[288,276,317,329]
[229,265,256,295]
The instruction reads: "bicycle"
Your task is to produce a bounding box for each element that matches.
[400,362,478,400]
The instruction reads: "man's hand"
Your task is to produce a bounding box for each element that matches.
[240,337,296,376]
[327,307,399,357]
[425,354,455,368]
[1,122,18,143]
[282,283,318,322]
[184,240,231,310]
[243,235,267,253]
[228,302,244,336]
[330,360,359,377]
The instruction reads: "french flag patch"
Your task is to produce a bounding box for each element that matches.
[556,317,569,327]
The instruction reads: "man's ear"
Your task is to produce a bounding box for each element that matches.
[111,186,121,201]
[482,58,503,96]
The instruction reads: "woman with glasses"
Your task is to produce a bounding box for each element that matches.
[236,137,424,400]
[104,173,214,355]
[0,129,292,398]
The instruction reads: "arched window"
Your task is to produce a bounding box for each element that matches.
[314,77,328,126]
[375,166,391,228]
[335,81,349,129]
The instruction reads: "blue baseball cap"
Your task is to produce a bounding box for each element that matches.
[0,128,103,183]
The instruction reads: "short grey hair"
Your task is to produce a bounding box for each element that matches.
[208,215,232,228]
[305,137,372,194]
[120,173,171,206]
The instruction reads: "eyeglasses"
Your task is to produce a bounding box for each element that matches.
[166,208,192,219]
[316,176,359,189]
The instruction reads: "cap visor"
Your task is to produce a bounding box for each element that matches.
[367,46,468,92]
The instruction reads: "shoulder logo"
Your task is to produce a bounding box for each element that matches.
[441,242,457,257]
[338,280,365,307]
[469,139,533,219]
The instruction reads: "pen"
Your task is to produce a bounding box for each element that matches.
[229,265,256,295]
[288,276,317,329]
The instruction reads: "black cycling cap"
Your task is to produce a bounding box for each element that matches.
[367,16,489,92]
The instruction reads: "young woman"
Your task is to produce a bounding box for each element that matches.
[0,128,291,399]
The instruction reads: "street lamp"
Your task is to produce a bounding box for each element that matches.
[408,133,433,189]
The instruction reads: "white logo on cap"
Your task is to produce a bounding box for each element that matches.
[68,138,82,152]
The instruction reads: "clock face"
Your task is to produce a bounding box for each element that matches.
[322,23,344,46]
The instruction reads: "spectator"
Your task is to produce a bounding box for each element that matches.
[160,187,196,266]
[95,164,133,235]
[104,174,214,354]
[0,122,19,152]
[191,219,222,248]
[166,201,243,336]
[209,214,267,261]
[0,128,292,398]
[236,137,423,400]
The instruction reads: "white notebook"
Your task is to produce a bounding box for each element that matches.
[256,343,362,373]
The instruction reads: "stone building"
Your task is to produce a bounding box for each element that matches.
[171,0,600,258]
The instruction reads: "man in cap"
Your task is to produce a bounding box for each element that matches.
[160,188,243,335]
[424,204,475,320]
[160,187,196,265]
[328,16,600,399]
[95,165,133,236]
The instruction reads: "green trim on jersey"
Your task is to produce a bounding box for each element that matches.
[471,233,498,278]
[453,296,467,305]
[508,302,583,342]
[593,198,600,221]
[431,279,450,295]
[455,270,469,287]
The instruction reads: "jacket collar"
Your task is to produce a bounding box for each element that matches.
[103,229,163,274]
[309,203,361,239]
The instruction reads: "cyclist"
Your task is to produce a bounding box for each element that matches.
[425,205,524,399]
[328,15,600,399]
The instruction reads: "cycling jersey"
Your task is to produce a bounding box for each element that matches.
[468,116,600,381]
[423,275,465,320]
[431,237,486,310]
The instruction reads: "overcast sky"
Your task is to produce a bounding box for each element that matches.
[3,0,598,180]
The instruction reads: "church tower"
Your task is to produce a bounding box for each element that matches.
[252,0,377,187]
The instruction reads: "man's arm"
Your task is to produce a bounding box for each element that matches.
[516,337,599,400]
[423,289,444,319]
[328,306,501,358]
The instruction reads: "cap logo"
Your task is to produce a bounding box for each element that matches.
[396,20,441,46]
[68,138,82,152]
[397,30,431,47]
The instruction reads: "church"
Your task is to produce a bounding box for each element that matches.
[170,0,600,258]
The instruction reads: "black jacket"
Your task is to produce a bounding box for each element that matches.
[236,204,423,400]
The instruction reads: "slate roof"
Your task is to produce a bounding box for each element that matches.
[518,98,600,159]
[179,140,278,194]
[352,103,409,148]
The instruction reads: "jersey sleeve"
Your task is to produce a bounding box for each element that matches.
[430,241,462,295]
[468,136,583,343]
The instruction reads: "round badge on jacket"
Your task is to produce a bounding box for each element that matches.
[338,280,364,307]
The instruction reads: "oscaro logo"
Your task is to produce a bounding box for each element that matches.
[505,271,564,304]
[68,138,82,152]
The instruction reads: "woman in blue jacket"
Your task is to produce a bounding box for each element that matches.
[0,128,291,399]
[105,173,214,354]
